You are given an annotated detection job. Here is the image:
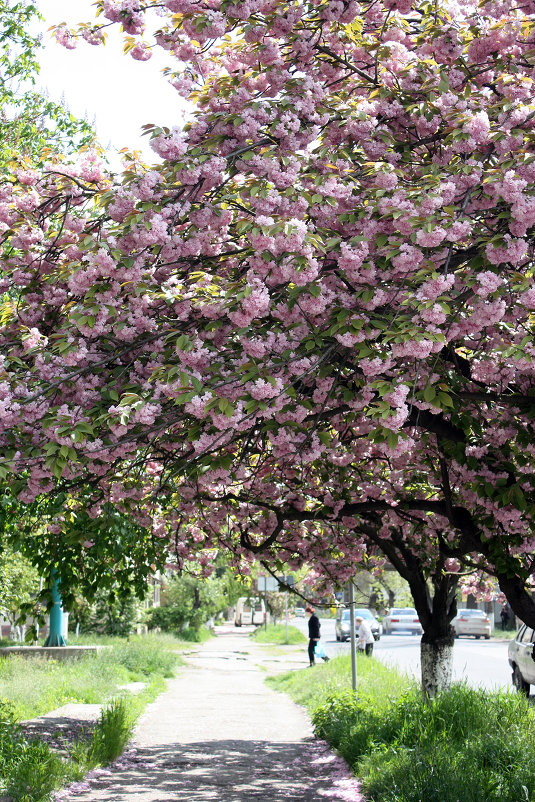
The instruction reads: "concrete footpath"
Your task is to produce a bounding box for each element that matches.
[54,628,364,801]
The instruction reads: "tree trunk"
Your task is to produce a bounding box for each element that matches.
[359,525,458,696]
[466,593,477,609]
[421,632,454,698]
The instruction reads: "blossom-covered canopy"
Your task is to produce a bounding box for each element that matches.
[2,0,535,621]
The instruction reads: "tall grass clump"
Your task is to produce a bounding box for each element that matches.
[352,686,535,802]
[0,699,82,801]
[87,698,134,766]
[250,624,306,645]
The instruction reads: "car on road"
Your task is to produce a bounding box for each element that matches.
[294,606,305,618]
[382,607,422,635]
[335,608,382,641]
[452,609,491,639]
[508,624,535,694]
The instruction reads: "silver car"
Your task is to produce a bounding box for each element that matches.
[382,607,422,635]
[335,608,382,641]
[508,624,535,694]
[452,609,491,639]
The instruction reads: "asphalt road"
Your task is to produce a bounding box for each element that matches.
[291,616,513,692]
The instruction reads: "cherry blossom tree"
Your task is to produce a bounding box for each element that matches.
[2,0,535,691]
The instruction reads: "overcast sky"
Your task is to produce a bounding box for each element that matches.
[35,1,187,168]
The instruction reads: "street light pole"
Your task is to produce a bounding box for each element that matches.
[349,580,357,691]
[285,590,288,644]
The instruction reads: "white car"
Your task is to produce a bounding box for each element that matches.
[508,624,535,694]
[452,609,491,639]
[382,607,422,635]
[335,608,382,641]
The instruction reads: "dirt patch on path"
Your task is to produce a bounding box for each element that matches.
[54,628,364,801]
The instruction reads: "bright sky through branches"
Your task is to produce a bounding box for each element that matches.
[36,0,187,168]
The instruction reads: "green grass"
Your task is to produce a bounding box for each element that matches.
[0,634,187,801]
[0,699,85,801]
[268,651,410,710]
[0,633,184,720]
[250,624,306,645]
[68,631,191,649]
[268,654,535,802]
[490,628,517,640]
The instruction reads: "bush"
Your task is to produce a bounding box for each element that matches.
[0,699,81,801]
[311,679,535,802]
[146,572,223,635]
[179,626,212,642]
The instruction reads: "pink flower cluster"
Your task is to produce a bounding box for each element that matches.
[485,236,527,265]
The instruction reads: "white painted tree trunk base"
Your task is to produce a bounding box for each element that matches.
[420,640,453,697]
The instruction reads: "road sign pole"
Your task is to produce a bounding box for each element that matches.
[285,590,288,644]
[349,581,357,691]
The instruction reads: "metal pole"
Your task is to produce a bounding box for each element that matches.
[349,581,357,691]
[285,590,288,644]
[265,586,268,631]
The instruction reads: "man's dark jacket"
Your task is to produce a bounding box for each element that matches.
[308,613,321,639]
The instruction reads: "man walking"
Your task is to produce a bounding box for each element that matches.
[307,605,320,666]
[356,615,375,656]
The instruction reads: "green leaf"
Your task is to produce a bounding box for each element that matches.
[175,334,191,351]
[423,385,436,403]
[387,430,399,449]
[119,393,140,406]
[437,392,454,409]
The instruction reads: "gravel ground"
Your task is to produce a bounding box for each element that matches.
[53,627,365,802]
